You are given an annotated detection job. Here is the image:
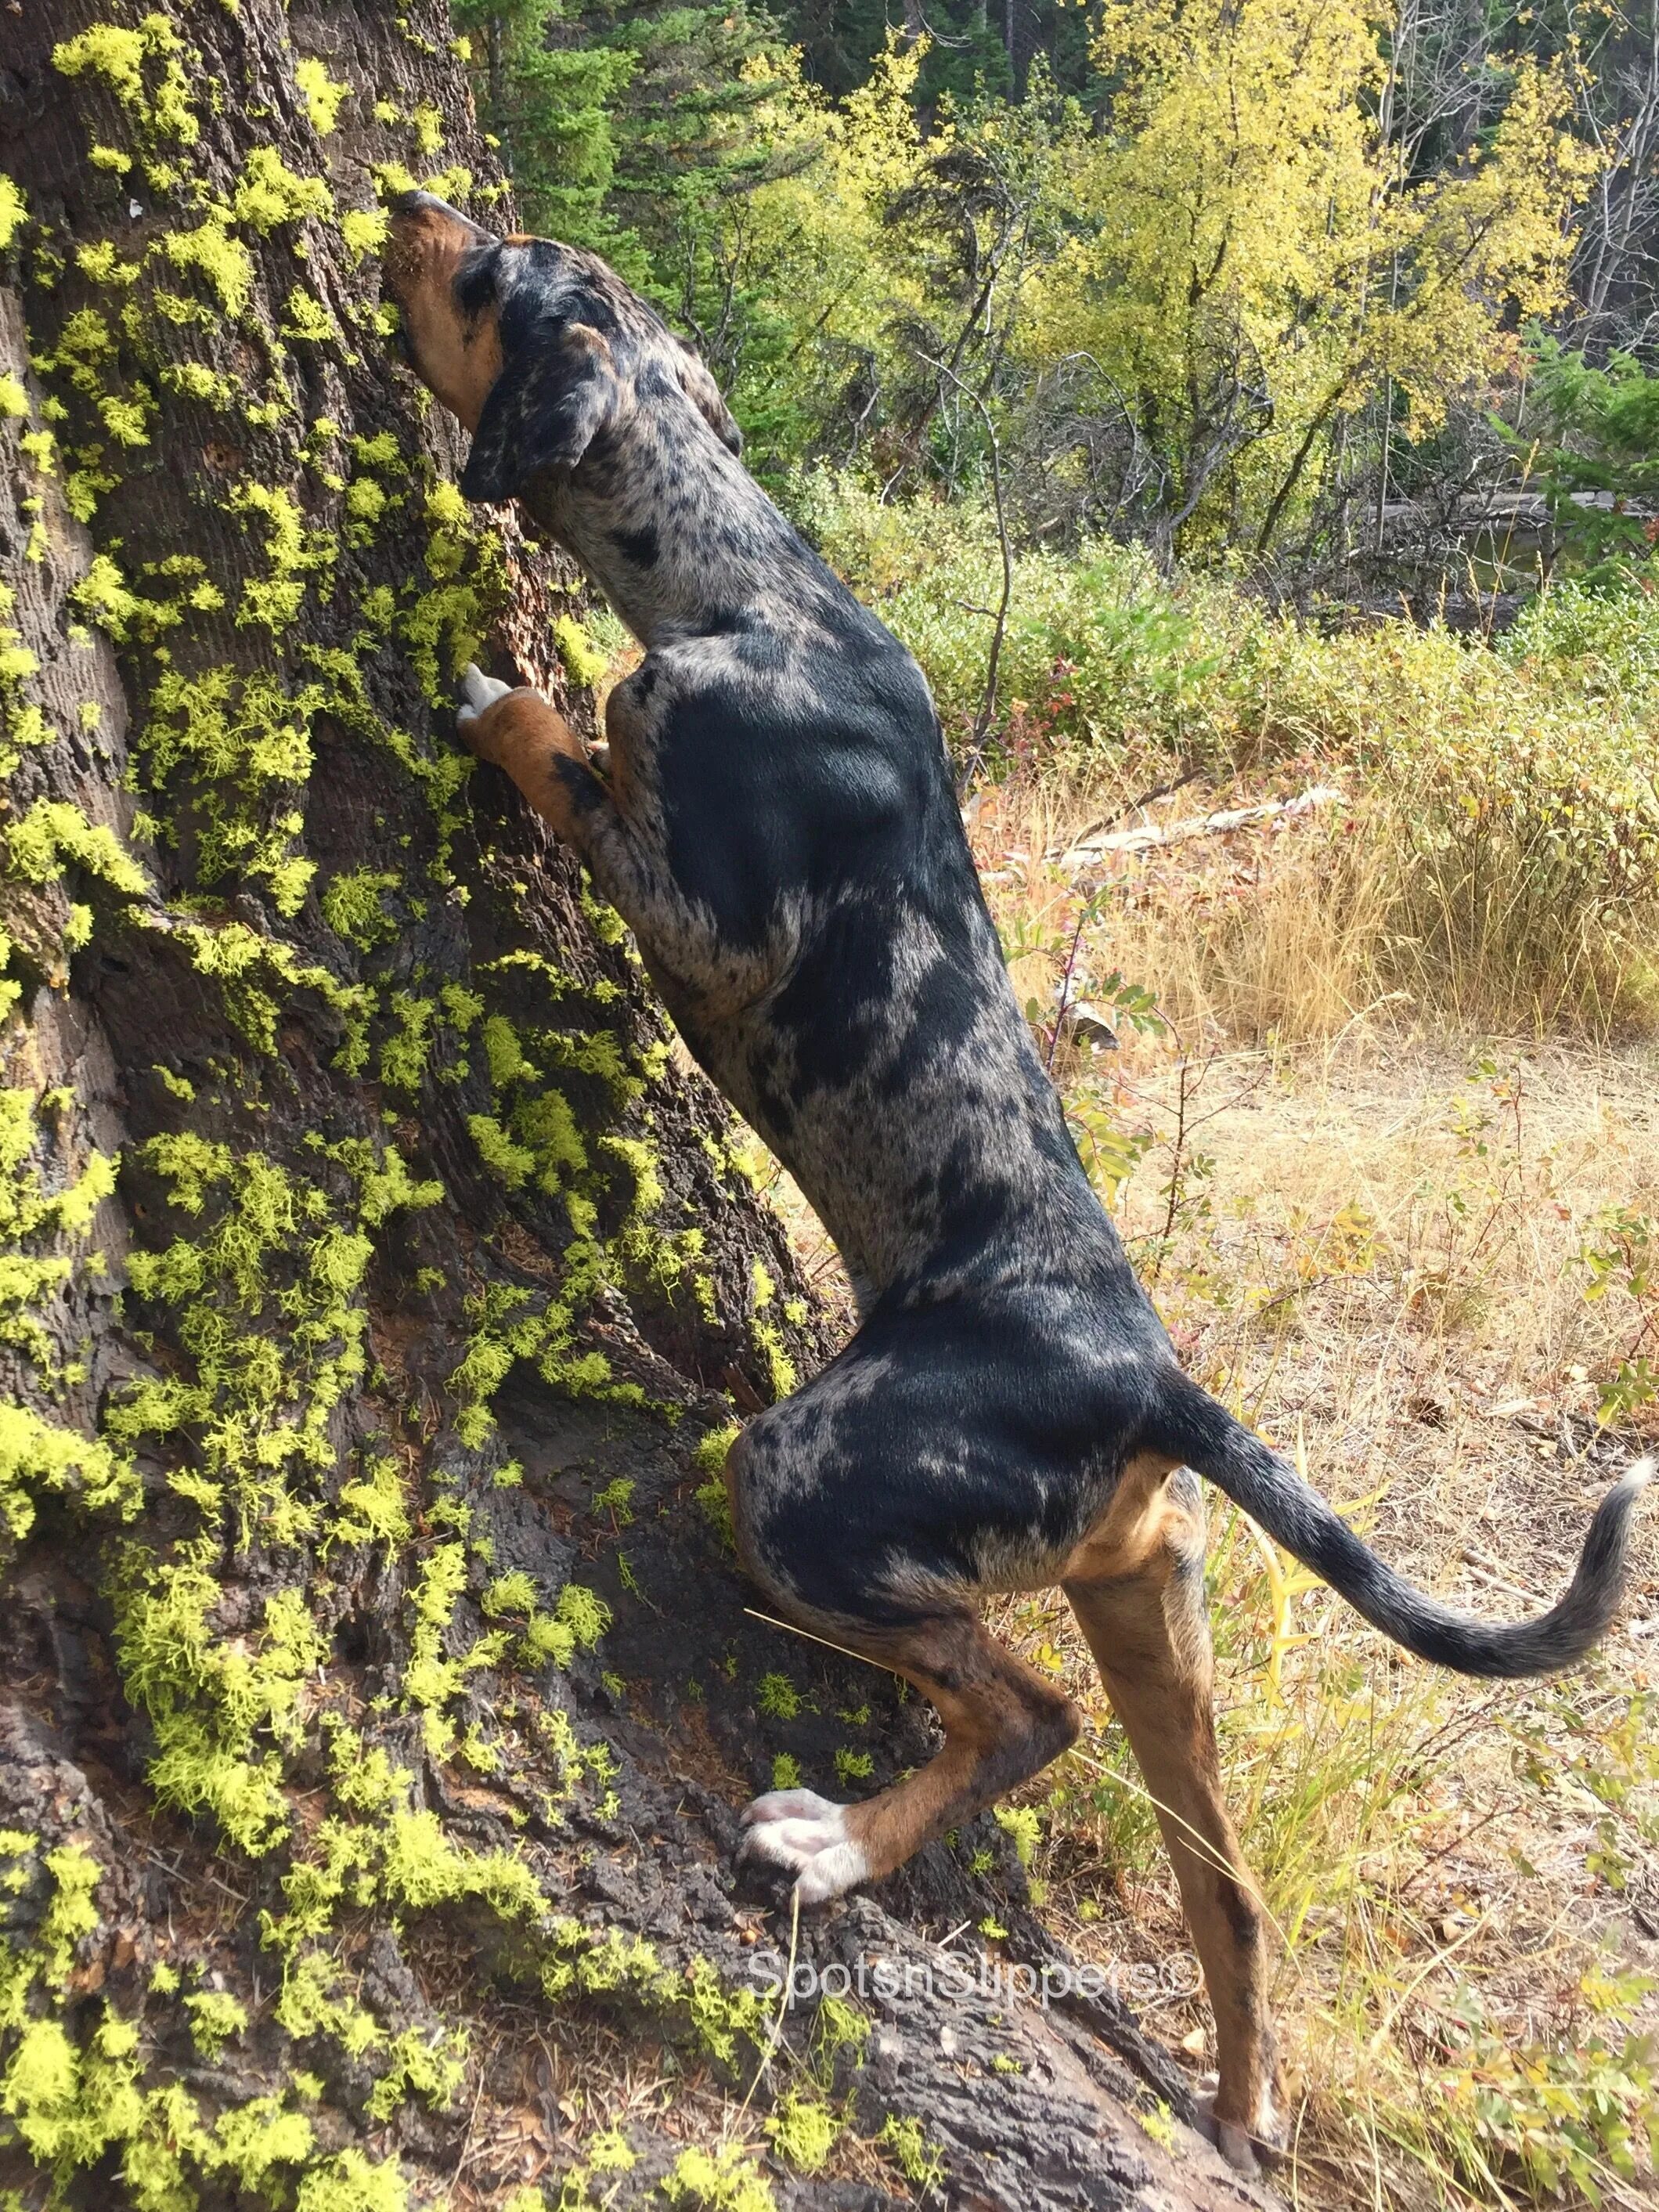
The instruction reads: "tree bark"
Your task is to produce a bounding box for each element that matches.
[0,8,1269,2208]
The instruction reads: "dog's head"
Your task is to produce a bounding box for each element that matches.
[382,190,741,504]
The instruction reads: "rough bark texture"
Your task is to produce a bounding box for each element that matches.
[0,8,1271,2208]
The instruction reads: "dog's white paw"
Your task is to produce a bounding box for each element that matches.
[1193,2073,1284,2178]
[455,662,514,725]
[741,1788,843,1828]
[739,1790,868,1905]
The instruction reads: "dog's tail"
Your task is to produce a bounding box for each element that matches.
[1151,1371,1652,1678]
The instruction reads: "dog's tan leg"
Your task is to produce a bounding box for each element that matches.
[1062,1469,1281,2174]
[457,669,693,939]
[740,1609,1079,1902]
[456,670,599,843]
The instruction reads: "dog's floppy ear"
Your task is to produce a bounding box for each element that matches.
[675,339,743,457]
[460,320,621,503]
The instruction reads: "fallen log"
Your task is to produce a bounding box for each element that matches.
[1055,788,1345,870]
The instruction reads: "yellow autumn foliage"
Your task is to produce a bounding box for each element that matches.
[1021,0,1601,548]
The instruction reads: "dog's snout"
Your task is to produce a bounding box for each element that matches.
[386,188,493,242]
[383,191,496,297]
[380,189,507,433]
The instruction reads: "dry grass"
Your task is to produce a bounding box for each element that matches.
[972,763,1401,1053]
[961,770,1659,2210]
[973,756,1659,1056]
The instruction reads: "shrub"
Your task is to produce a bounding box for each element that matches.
[792,471,1659,1034]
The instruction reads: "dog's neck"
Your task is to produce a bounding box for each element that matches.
[515,395,813,651]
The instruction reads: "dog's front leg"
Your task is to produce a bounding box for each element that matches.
[456,661,679,924]
[456,664,600,846]
[456,666,774,1009]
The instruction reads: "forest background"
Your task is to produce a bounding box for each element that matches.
[460,0,1658,593]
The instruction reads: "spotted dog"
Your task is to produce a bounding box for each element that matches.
[383,191,1651,2173]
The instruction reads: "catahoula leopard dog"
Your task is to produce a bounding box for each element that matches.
[383,190,1651,2172]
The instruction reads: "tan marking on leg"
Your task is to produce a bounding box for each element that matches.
[461,687,595,843]
[1059,1449,1178,1582]
[846,1614,1080,1878]
[1064,1485,1281,2163]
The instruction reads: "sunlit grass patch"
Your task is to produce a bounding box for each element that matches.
[805,472,1659,1042]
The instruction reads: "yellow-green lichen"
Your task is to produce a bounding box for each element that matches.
[321,868,400,951]
[137,666,317,914]
[281,287,336,343]
[765,2089,841,2174]
[52,16,200,150]
[0,175,26,250]
[662,2145,776,2212]
[878,2116,947,2190]
[159,217,254,318]
[519,1581,612,1670]
[294,57,352,135]
[232,147,334,233]
[553,615,609,688]
[341,207,390,263]
[747,1261,797,1400]
[230,482,336,633]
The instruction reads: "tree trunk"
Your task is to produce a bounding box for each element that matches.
[0,8,1266,2207]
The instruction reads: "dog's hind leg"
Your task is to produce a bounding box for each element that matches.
[727,1350,1084,1905]
[738,1606,1080,1904]
[1062,1467,1281,2174]
[726,1393,1080,1903]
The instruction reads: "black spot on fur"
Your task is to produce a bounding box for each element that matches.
[1220,1878,1263,1948]
[611,524,659,568]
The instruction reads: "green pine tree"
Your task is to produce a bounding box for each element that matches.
[455,1,792,289]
